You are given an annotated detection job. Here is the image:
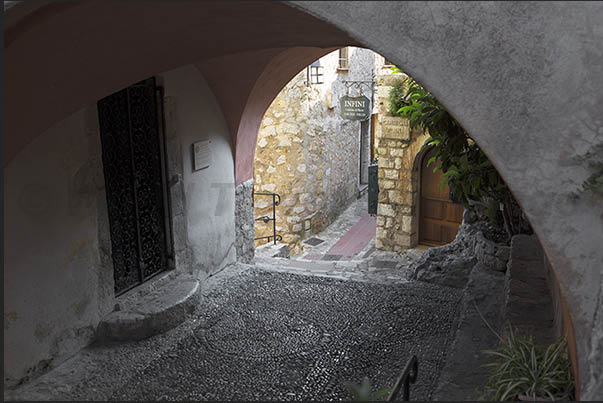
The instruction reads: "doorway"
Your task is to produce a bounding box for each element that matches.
[419,147,464,246]
[97,77,173,295]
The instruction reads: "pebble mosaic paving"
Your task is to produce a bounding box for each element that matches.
[108,267,462,401]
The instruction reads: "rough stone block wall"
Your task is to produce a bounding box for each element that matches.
[235,179,255,263]
[253,48,375,255]
[374,73,428,252]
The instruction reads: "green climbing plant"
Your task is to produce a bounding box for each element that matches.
[388,80,406,117]
[388,67,531,238]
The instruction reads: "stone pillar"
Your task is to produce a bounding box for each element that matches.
[235,179,255,263]
[374,73,426,252]
[376,117,416,251]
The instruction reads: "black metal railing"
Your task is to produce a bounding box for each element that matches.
[253,192,282,245]
[387,355,418,401]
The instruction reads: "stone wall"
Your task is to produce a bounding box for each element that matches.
[373,72,428,252]
[505,234,580,386]
[253,48,375,255]
[502,234,554,344]
[235,179,255,263]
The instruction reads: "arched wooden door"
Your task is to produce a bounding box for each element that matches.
[419,147,464,246]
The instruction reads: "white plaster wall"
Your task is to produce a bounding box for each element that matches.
[3,107,110,386]
[3,64,236,387]
[160,65,237,274]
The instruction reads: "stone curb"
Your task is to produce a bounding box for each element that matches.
[95,278,200,343]
[254,260,412,285]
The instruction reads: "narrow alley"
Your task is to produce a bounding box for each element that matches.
[255,193,426,284]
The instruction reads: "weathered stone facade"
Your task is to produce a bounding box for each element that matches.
[373,69,428,252]
[253,48,376,255]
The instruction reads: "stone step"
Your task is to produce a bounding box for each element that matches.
[95,276,200,343]
[256,255,372,270]
[256,242,291,258]
[254,259,412,286]
[256,256,338,269]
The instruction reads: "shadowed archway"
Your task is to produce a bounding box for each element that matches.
[4,1,603,399]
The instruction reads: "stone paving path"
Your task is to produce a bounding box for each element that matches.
[6,195,490,401]
[257,193,377,262]
[5,264,463,401]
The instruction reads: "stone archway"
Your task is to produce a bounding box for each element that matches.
[285,5,602,399]
[4,1,602,398]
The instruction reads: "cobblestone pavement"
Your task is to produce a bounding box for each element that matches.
[6,264,463,401]
[7,196,467,401]
[112,266,462,401]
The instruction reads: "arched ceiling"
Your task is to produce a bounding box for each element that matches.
[3,0,361,166]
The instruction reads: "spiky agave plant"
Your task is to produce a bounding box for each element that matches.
[480,326,575,401]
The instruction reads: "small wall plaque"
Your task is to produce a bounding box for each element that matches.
[192,140,211,171]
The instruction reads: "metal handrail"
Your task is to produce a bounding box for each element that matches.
[387,355,418,401]
[253,191,282,245]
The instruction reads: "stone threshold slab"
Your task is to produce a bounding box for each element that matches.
[95,275,200,343]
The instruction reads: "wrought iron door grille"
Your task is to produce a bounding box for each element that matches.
[98,77,172,295]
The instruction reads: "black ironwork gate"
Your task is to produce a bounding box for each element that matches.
[360,119,370,185]
[368,162,379,215]
[98,77,172,295]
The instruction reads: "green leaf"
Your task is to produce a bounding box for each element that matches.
[398,106,415,114]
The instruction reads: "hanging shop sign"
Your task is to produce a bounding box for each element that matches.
[340,95,371,121]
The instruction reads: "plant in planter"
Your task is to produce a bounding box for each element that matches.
[479,326,575,401]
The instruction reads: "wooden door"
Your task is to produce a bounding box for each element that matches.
[419,147,464,246]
